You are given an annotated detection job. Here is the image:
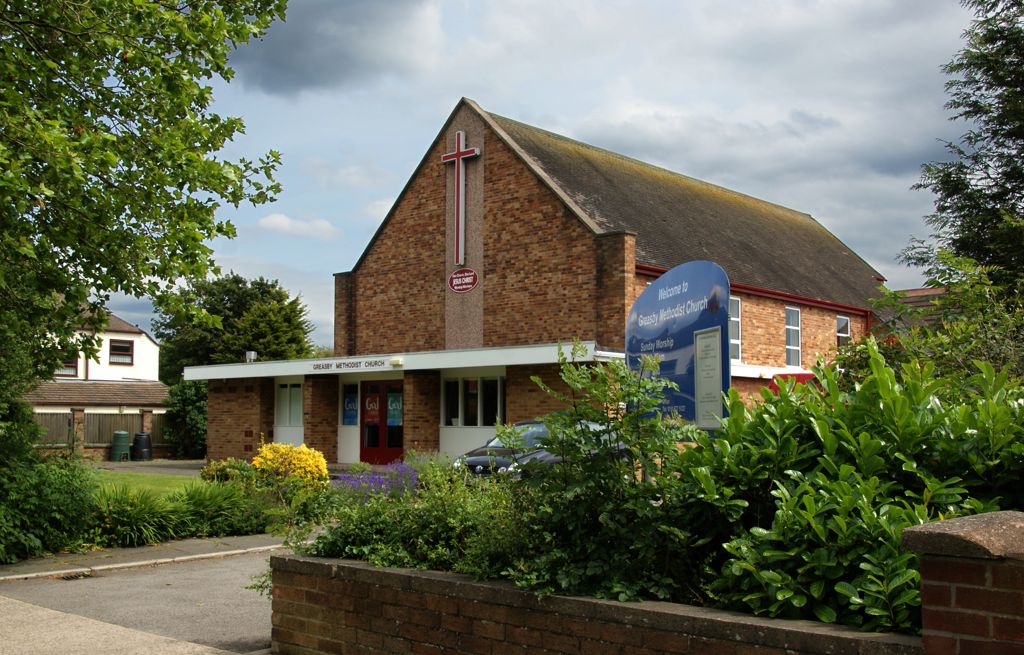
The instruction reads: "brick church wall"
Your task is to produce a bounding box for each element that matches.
[480,128,600,347]
[303,376,338,462]
[404,371,441,452]
[505,364,574,423]
[207,378,274,461]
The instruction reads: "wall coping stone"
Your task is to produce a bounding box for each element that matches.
[272,554,922,655]
[901,510,1024,560]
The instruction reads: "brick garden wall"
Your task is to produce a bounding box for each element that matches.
[271,555,922,655]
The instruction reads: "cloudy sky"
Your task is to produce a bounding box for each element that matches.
[112,0,975,346]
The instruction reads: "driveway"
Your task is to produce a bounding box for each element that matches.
[0,550,274,654]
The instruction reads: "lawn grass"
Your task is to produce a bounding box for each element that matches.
[93,469,197,496]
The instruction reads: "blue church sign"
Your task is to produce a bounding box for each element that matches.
[626,260,730,429]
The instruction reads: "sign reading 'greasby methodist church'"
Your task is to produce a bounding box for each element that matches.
[626,260,730,429]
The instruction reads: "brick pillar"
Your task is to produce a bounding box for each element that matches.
[903,511,1024,655]
[70,407,85,455]
[139,409,153,434]
[303,375,338,462]
[504,364,573,423]
[404,371,440,452]
[334,272,355,356]
[595,231,636,352]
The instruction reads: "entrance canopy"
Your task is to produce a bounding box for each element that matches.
[183,341,616,381]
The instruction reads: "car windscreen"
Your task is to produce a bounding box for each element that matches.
[483,424,547,449]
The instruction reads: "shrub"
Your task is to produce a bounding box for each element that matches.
[167,481,271,537]
[0,456,98,563]
[251,442,328,486]
[164,380,208,458]
[93,485,187,547]
[312,458,522,577]
[332,461,419,500]
[200,457,257,486]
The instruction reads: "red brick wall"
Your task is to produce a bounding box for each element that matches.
[404,371,440,452]
[333,273,353,357]
[207,378,274,461]
[271,555,923,655]
[481,129,599,347]
[596,232,636,352]
[505,364,574,423]
[903,511,1024,655]
[303,376,338,462]
[352,136,447,355]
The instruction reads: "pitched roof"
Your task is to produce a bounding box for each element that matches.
[24,380,168,407]
[476,101,884,310]
[105,313,144,334]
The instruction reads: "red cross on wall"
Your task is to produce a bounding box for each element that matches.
[441,130,480,266]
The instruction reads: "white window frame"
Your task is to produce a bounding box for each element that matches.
[836,315,852,348]
[728,296,742,362]
[785,306,801,367]
[275,382,304,427]
[441,376,505,427]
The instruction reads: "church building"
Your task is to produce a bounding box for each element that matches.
[185,98,884,464]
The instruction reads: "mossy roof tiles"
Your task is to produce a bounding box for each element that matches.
[486,110,884,310]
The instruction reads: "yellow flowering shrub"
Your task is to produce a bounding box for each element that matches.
[251,442,328,485]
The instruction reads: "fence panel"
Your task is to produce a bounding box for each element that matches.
[151,414,167,445]
[34,412,73,445]
[85,414,140,445]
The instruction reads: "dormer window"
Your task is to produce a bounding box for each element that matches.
[109,339,134,366]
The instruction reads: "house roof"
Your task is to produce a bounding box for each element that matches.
[24,380,169,407]
[104,313,145,334]
[474,101,884,310]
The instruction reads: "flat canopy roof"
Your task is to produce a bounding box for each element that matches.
[183,341,616,381]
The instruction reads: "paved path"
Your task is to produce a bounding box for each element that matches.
[0,535,283,655]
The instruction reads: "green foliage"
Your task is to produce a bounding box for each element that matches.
[153,274,312,383]
[0,456,98,563]
[164,381,208,458]
[906,0,1024,285]
[700,340,1021,631]
[836,252,1024,383]
[0,1,285,399]
[508,343,703,602]
[312,459,523,578]
[200,457,258,485]
[166,481,270,537]
[0,399,44,462]
[93,485,186,548]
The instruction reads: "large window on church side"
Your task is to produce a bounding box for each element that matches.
[728,296,741,362]
[275,383,303,427]
[442,377,505,427]
[785,307,801,367]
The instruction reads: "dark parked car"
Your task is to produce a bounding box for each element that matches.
[452,420,549,476]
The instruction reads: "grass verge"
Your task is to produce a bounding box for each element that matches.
[93,469,196,496]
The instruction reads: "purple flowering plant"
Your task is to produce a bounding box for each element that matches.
[331,461,419,500]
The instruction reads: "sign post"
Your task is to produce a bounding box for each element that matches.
[625,260,730,429]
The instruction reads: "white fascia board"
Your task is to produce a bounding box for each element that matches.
[183,341,599,381]
[731,362,810,380]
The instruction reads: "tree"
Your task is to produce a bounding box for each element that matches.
[0,1,285,407]
[905,0,1024,286]
[154,273,313,383]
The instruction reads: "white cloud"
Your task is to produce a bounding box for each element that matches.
[256,213,341,239]
[304,157,379,189]
[361,199,395,222]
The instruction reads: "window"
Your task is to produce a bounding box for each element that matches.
[728,296,741,361]
[837,316,851,347]
[55,351,78,377]
[109,339,134,366]
[442,377,505,426]
[785,307,801,367]
[275,383,303,427]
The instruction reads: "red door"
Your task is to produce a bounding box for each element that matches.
[360,381,404,464]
